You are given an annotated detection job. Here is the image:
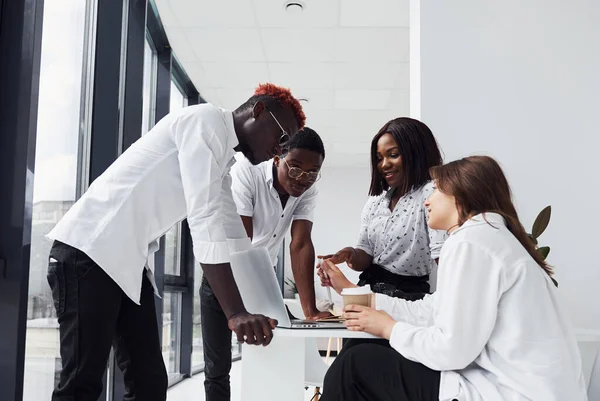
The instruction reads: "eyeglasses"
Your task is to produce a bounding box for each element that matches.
[282,158,321,182]
[269,111,291,146]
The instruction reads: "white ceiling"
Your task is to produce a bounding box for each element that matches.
[154,0,410,167]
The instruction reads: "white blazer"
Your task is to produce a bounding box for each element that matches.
[376,213,587,401]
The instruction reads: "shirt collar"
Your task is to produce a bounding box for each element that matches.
[450,212,506,235]
[264,159,275,184]
[221,108,239,151]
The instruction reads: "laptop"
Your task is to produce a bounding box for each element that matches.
[229,247,346,329]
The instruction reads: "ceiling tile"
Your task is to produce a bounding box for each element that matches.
[167,0,257,27]
[198,88,222,106]
[268,62,335,90]
[184,28,265,62]
[334,62,409,90]
[334,28,409,62]
[340,0,409,27]
[261,28,335,62]
[386,89,410,113]
[215,88,256,110]
[153,0,179,28]
[183,62,206,86]
[252,0,339,28]
[335,90,391,110]
[201,62,271,89]
[165,28,199,63]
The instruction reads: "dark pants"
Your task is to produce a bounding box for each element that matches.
[200,277,232,401]
[321,344,441,401]
[47,241,167,401]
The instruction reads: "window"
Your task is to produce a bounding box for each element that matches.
[170,79,187,111]
[164,224,182,276]
[163,79,187,276]
[141,37,157,136]
[23,0,91,399]
[162,292,183,379]
[192,263,242,372]
[192,263,204,369]
[161,78,189,381]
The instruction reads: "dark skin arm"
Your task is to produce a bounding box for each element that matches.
[290,220,331,320]
[200,263,277,346]
[241,215,253,240]
[318,247,373,272]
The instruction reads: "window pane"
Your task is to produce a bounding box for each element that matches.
[170,80,186,111]
[192,262,241,371]
[141,38,156,135]
[164,224,181,276]
[23,0,88,399]
[162,292,182,379]
[192,263,203,368]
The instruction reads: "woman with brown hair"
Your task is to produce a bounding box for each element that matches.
[319,156,586,401]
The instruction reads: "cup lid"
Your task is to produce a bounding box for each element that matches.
[341,286,372,295]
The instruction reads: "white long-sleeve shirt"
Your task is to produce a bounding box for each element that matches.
[48,104,250,304]
[376,213,587,401]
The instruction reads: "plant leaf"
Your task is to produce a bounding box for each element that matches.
[531,206,551,239]
[528,234,538,245]
[537,246,550,260]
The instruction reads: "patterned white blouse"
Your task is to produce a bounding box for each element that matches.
[355,181,447,276]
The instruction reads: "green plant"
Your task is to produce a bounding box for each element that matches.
[527,205,558,287]
[527,205,551,260]
[285,277,298,294]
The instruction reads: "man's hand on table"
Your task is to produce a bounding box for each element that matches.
[228,312,278,346]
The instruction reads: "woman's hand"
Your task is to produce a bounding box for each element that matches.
[317,259,358,295]
[343,304,396,340]
[317,247,357,269]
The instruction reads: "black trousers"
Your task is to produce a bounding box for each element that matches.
[47,241,167,401]
[321,344,441,401]
[200,276,232,401]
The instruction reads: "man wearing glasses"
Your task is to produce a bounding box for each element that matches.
[45,83,304,401]
[200,127,329,401]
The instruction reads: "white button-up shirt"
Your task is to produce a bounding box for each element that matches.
[376,213,586,401]
[48,104,250,304]
[356,182,447,276]
[230,157,317,266]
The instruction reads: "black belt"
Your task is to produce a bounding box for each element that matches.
[358,264,430,301]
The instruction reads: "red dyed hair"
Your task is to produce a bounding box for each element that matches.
[254,83,306,129]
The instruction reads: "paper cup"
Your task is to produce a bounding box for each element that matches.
[341,286,373,308]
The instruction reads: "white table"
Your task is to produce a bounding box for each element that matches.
[241,328,375,401]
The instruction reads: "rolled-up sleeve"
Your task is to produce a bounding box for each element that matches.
[173,112,249,264]
[355,197,375,256]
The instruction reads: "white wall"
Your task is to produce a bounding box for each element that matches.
[415,0,600,331]
[283,166,371,304]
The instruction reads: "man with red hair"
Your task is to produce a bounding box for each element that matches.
[45,83,305,401]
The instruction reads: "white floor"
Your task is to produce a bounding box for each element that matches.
[167,360,322,401]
